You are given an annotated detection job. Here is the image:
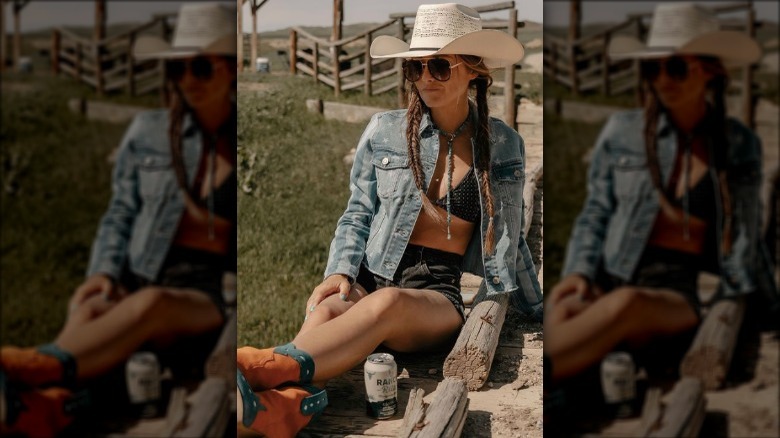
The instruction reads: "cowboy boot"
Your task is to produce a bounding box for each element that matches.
[236,343,315,390]
[1,344,77,389]
[237,370,328,438]
[1,372,90,437]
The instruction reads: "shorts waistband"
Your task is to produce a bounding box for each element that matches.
[403,244,463,265]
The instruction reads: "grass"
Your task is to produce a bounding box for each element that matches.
[1,74,139,345]
[236,74,372,347]
[542,112,604,293]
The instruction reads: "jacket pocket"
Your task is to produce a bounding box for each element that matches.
[372,149,409,198]
[493,160,524,207]
[612,154,648,201]
[137,153,173,200]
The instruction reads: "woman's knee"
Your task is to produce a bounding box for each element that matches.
[602,287,646,325]
[125,286,175,324]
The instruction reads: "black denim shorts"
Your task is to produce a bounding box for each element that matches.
[356,244,466,322]
[119,246,228,316]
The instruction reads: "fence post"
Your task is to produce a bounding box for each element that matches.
[504,8,517,127]
[313,41,319,81]
[396,18,406,108]
[550,41,557,81]
[95,42,104,97]
[601,33,610,96]
[76,42,83,79]
[569,43,578,97]
[127,32,136,96]
[364,32,372,96]
[51,29,60,75]
[333,43,341,97]
[290,29,297,74]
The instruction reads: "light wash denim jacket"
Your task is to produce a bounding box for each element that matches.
[563,109,777,300]
[324,109,543,316]
[87,110,205,281]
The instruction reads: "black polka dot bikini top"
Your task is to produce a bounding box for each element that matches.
[433,166,481,223]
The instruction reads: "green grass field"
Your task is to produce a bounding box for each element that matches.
[1,74,144,345]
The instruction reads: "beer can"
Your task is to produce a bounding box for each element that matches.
[601,352,636,418]
[364,353,397,419]
[126,352,161,417]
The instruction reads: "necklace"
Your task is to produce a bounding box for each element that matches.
[433,114,470,240]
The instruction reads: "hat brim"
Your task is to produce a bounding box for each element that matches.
[370,30,524,69]
[608,31,761,67]
[134,34,237,60]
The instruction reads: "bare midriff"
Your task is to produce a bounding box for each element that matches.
[409,207,476,255]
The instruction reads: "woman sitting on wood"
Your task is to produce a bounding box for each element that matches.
[545,3,777,387]
[236,4,542,436]
[1,4,237,436]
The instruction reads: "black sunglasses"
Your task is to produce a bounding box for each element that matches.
[640,56,690,82]
[402,58,463,82]
[166,57,218,82]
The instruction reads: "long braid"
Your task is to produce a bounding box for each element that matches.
[643,88,681,221]
[167,81,194,204]
[405,84,441,221]
[702,59,732,254]
[473,75,496,254]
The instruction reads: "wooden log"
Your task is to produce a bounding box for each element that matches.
[405,378,468,438]
[205,311,236,386]
[649,377,705,438]
[398,388,426,437]
[634,387,662,437]
[680,298,745,390]
[173,377,229,437]
[443,293,509,390]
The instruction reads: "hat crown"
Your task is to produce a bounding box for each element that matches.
[409,3,482,50]
[647,3,719,49]
[172,3,236,50]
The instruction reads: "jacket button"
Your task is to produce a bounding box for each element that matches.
[514,170,522,177]
[381,157,389,165]
[144,157,153,165]
[492,276,501,285]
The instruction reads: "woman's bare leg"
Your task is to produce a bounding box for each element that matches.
[296,285,367,337]
[291,287,462,382]
[54,286,223,381]
[545,286,699,380]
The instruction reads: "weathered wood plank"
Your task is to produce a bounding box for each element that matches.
[649,377,705,438]
[634,387,662,437]
[404,379,468,438]
[443,294,509,390]
[680,298,745,389]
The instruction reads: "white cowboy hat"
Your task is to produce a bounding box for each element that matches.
[608,3,761,67]
[370,3,524,69]
[133,3,236,60]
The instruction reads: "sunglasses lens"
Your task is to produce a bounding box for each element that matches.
[402,60,423,82]
[167,61,185,81]
[191,57,214,80]
[428,58,452,81]
[641,61,660,80]
[666,57,688,81]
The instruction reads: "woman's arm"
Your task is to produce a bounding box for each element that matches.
[323,114,381,281]
[85,115,144,281]
[561,115,619,282]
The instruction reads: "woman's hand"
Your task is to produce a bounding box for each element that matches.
[307,274,351,316]
[69,274,117,314]
[549,273,596,306]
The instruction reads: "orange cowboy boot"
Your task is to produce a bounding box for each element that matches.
[237,370,327,438]
[1,344,77,389]
[1,372,90,437]
[237,343,315,390]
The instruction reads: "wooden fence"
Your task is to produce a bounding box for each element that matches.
[51,13,175,97]
[543,2,761,126]
[289,1,525,125]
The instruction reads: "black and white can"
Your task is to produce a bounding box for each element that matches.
[600,351,636,418]
[126,352,161,417]
[364,353,397,419]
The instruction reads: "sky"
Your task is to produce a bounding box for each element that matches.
[5,1,777,33]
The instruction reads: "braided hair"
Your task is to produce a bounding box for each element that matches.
[404,55,497,254]
[642,55,733,254]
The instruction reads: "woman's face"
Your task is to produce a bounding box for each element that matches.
[169,55,234,112]
[408,55,477,110]
[645,56,713,111]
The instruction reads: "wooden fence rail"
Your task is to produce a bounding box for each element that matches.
[290,1,526,126]
[543,2,760,126]
[51,13,175,97]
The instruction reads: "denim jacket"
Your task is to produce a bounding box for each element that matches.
[324,109,543,316]
[87,110,205,281]
[563,109,777,300]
